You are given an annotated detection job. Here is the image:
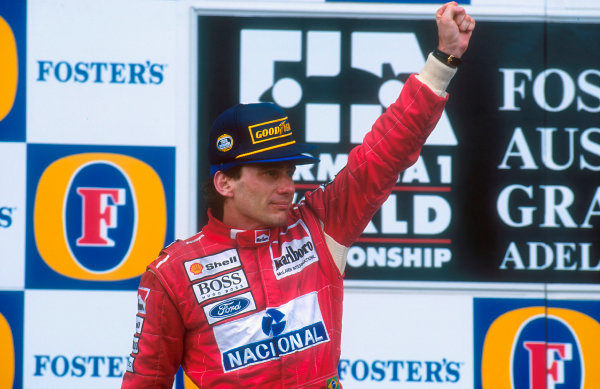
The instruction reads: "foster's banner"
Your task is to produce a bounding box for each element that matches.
[0,291,24,389]
[26,144,175,290]
[0,0,25,142]
[475,298,600,389]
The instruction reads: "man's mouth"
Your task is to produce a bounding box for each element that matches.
[270,201,291,210]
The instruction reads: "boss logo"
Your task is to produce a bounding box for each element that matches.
[192,269,249,304]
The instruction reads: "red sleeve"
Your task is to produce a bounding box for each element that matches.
[121,270,185,389]
[305,75,448,246]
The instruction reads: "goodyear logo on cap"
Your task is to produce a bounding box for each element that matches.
[0,1,26,141]
[26,144,175,289]
[248,117,292,144]
[0,292,23,389]
[474,298,600,389]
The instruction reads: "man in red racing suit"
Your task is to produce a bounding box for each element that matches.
[122,3,475,388]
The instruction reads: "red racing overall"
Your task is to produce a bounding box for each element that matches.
[122,74,448,388]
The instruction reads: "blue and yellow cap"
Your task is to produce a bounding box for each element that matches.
[208,103,318,176]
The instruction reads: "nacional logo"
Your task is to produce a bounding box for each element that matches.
[0,0,26,141]
[262,308,286,336]
[474,298,600,389]
[26,145,175,287]
[213,292,329,372]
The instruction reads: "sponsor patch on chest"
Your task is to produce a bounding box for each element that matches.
[203,291,257,325]
[212,292,329,372]
[270,219,319,280]
[192,269,249,304]
[183,248,241,281]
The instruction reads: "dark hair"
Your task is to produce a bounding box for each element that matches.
[202,165,242,221]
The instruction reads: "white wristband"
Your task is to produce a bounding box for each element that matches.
[416,53,457,97]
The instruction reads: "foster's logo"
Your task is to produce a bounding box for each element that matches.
[0,312,15,388]
[0,291,23,389]
[34,354,130,378]
[36,60,165,85]
[475,299,600,389]
[27,145,174,287]
[0,1,26,141]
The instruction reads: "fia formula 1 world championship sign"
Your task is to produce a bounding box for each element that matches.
[196,13,600,284]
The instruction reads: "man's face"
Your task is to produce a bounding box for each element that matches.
[223,162,296,230]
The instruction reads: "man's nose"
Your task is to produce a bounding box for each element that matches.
[278,174,295,194]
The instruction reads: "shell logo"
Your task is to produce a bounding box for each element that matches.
[0,15,18,122]
[189,263,204,275]
[0,313,15,388]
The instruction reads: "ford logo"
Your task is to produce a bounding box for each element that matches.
[210,297,250,318]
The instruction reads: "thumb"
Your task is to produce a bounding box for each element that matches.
[437,1,459,19]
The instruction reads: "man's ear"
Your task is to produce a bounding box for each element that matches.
[213,171,235,198]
